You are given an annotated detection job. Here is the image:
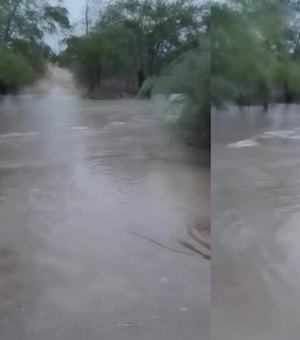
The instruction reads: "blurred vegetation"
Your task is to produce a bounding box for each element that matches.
[61,0,205,91]
[0,42,32,92]
[154,40,210,147]
[59,0,209,147]
[0,0,70,92]
[212,0,300,108]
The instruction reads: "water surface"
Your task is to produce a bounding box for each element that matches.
[0,77,209,339]
[212,105,300,340]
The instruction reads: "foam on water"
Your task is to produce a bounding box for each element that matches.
[0,132,40,139]
[69,127,89,131]
[227,128,300,149]
[227,139,259,148]
[260,130,295,139]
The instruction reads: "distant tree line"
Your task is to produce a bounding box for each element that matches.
[57,0,209,147]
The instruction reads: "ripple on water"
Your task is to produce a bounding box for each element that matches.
[110,122,126,127]
[260,130,294,139]
[0,132,40,140]
[0,160,44,170]
[258,129,300,140]
[226,129,300,149]
[69,127,89,131]
[227,139,259,148]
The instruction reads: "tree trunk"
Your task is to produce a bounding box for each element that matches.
[85,1,89,36]
[137,69,145,90]
[96,63,102,89]
[283,81,293,103]
[0,76,7,96]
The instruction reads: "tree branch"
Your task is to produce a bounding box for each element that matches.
[4,0,23,42]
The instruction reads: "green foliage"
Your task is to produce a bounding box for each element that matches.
[212,0,300,106]
[62,0,204,96]
[60,0,209,146]
[137,77,155,98]
[0,0,70,42]
[63,32,123,93]
[154,39,210,147]
[10,39,47,75]
[44,5,71,33]
[0,0,70,91]
[0,43,33,91]
[96,0,203,75]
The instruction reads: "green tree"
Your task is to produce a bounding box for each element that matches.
[0,0,70,91]
[153,38,210,147]
[62,0,204,95]
[211,0,300,107]
[63,32,121,94]
[97,0,203,77]
[60,0,210,146]
[0,42,33,92]
[0,0,70,43]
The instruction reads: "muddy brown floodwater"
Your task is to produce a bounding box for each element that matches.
[0,71,210,340]
[212,105,300,340]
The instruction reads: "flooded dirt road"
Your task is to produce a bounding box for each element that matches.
[212,105,300,340]
[0,79,209,339]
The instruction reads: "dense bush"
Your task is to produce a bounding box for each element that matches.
[0,43,33,92]
[62,0,204,96]
[0,0,70,92]
[154,40,210,147]
[211,0,300,107]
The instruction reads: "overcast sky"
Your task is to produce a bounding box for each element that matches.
[61,0,109,23]
[48,0,85,51]
[62,0,85,23]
